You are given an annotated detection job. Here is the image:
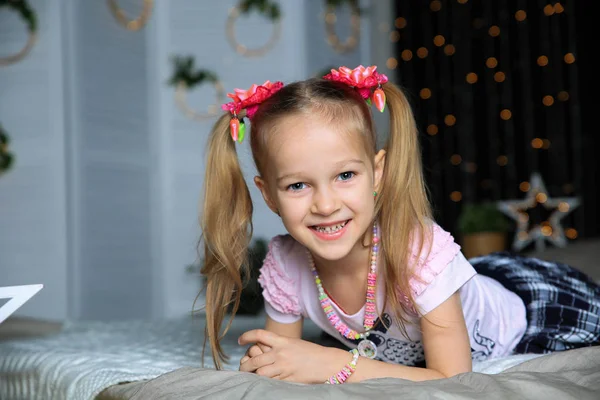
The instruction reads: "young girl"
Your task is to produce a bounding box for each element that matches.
[200,65,600,384]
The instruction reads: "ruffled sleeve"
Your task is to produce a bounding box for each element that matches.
[408,223,462,297]
[402,223,476,315]
[257,235,303,322]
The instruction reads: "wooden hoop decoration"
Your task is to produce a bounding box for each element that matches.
[107,0,153,31]
[226,6,282,58]
[0,3,37,67]
[174,81,225,122]
[324,3,361,54]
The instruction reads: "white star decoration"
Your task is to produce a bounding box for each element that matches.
[496,173,580,252]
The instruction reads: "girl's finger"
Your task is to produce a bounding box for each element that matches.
[248,345,263,357]
[255,364,282,379]
[257,343,271,353]
[238,329,280,347]
[239,352,275,373]
[240,356,249,365]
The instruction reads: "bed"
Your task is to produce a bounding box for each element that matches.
[1,314,599,400]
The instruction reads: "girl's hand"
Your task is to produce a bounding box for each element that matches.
[239,343,271,367]
[238,329,348,384]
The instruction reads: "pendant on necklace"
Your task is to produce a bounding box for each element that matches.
[357,337,378,359]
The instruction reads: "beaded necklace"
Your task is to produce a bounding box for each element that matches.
[308,222,379,359]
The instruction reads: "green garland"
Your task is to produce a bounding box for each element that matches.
[168,56,219,89]
[0,0,37,32]
[326,0,362,16]
[237,0,281,21]
[0,124,14,174]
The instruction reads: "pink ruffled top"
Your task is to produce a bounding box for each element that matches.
[256,222,527,363]
[257,223,461,316]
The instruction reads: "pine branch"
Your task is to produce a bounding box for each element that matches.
[168,56,219,89]
[0,0,38,32]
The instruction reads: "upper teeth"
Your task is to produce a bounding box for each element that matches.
[315,221,346,233]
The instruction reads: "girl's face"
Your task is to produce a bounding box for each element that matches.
[255,113,385,263]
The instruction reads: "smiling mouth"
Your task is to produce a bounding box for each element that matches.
[311,220,350,233]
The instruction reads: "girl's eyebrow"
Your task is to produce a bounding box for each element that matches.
[276,159,365,184]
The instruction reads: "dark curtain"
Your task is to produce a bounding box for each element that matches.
[392,0,598,244]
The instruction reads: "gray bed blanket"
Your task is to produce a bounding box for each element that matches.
[99,345,600,400]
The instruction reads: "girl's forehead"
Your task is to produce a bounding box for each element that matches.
[265,113,369,156]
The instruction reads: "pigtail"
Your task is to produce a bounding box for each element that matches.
[377,83,433,334]
[199,112,253,370]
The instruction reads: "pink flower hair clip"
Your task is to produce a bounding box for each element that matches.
[323,65,389,112]
[221,80,284,143]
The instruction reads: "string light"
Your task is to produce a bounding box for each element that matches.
[457,0,468,4]
[417,47,429,58]
[566,228,578,239]
[466,162,478,173]
[444,114,456,126]
[488,26,500,37]
[520,182,530,192]
[494,71,506,82]
[497,155,508,166]
[450,154,462,165]
[389,31,401,42]
[536,193,548,203]
[420,88,432,99]
[386,57,398,69]
[558,202,570,213]
[486,57,498,68]
[564,53,576,64]
[541,224,553,237]
[554,3,565,13]
[430,0,442,12]
[395,17,407,29]
[444,44,455,56]
[542,95,555,106]
[531,138,543,149]
[401,49,413,61]
[543,4,555,16]
[450,191,463,202]
[433,35,445,47]
[537,55,549,66]
[515,10,527,22]
[427,124,438,136]
[500,109,512,120]
[466,72,478,84]
[557,91,570,101]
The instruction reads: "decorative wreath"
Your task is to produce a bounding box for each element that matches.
[168,56,224,121]
[0,0,38,66]
[324,0,362,54]
[226,0,282,58]
[107,0,153,31]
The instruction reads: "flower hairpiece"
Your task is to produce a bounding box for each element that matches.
[221,80,284,143]
[323,65,388,112]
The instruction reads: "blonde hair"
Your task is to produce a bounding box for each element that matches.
[199,78,432,369]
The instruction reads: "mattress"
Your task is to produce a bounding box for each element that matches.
[0,314,548,400]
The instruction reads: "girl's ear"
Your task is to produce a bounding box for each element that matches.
[254,176,279,215]
[373,149,386,191]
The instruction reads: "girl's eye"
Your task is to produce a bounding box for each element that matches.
[338,171,355,181]
[287,182,306,191]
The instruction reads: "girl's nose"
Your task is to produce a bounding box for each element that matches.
[310,188,340,216]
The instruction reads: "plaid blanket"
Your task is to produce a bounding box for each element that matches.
[470,252,600,354]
